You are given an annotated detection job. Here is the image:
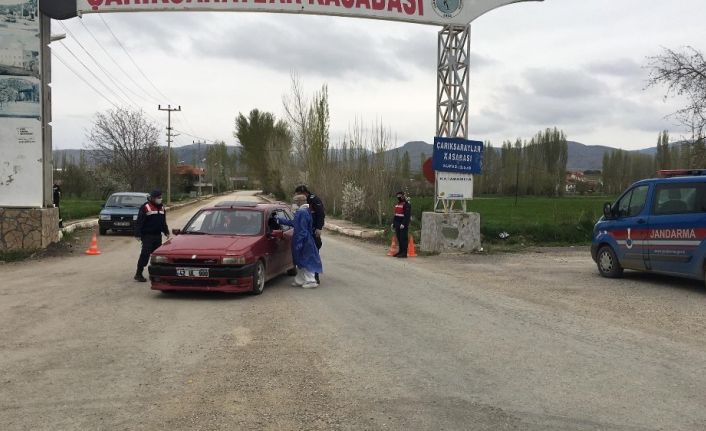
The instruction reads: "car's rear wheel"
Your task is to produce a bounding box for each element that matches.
[251,261,266,295]
[597,245,623,278]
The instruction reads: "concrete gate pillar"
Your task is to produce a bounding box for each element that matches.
[0,11,60,253]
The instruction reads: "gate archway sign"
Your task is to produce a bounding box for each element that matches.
[41,0,540,26]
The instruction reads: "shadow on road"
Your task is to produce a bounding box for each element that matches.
[619,271,706,295]
[147,274,297,301]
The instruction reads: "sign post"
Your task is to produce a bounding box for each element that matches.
[433,137,483,212]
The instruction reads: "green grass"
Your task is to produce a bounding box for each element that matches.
[60,199,104,221]
[362,195,614,246]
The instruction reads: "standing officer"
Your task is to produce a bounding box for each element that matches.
[391,191,411,258]
[52,181,63,228]
[134,190,169,282]
[294,185,325,283]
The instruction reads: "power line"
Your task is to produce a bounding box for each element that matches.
[99,15,172,103]
[57,22,152,110]
[76,18,162,105]
[57,40,132,107]
[51,50,120,109]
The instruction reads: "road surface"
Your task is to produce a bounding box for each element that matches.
[1,191,705,430]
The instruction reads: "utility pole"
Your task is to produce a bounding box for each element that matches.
[158,105,181,205]
[194,139,206,196]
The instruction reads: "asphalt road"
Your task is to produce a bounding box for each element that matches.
[1,191,706,430]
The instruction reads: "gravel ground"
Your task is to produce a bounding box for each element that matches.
[1,192,705,430]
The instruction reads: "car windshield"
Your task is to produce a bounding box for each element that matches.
[106,194,147,208]
[184,209,263,236]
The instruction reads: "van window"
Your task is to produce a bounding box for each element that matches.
[653,183,706,215]
[617,185,649,217]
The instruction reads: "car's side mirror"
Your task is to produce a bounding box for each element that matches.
[603,202,614,219]
[271,229,284,239]
[172,228,182,236]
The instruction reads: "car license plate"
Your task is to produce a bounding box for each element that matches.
[114,222,131,226]
[176,267,209,277]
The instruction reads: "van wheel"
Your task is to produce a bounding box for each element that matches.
[250,261,266,295]
[597,245,623,278]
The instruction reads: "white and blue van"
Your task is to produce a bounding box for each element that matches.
[592,169,706,285]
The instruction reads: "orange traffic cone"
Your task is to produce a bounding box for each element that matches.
[408,235,418,257]
[387,235,399,256]
[85,232,101,255]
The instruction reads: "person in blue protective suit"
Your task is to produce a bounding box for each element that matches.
[278,193,322,289]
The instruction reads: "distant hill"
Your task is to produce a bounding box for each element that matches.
[384,140,669,172]
[54,140,678,173]
[566,141,617,171]
[53,143,240,169]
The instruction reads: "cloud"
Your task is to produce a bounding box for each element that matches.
[477,66,675,137]
[523,68,606,99]
[585,58,644,78]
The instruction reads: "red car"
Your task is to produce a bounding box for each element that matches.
[148,201,295,295]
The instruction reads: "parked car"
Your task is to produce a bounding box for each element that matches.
[98,192,149,235]
[148,201,296,295]
[592,169,706,286]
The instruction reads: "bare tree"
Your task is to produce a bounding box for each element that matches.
[282,72,310,165]
[87,108,163,192]
[648,46,706,139]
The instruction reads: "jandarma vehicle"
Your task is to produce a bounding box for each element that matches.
[592,169,706,286]
[98,192,149,235]
[148,201,296,295]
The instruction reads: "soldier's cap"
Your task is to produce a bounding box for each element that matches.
[150,189,162,198]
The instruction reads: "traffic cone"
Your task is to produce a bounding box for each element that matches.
[408,235,418,257]
[85,232,101,255]
[387,235,399,256]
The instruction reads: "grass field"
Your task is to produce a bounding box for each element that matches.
[60,199,105,222]
[384,195,614,246]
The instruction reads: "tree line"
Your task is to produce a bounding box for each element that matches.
[475,128,569,197]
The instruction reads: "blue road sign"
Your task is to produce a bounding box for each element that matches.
[433,137,483,174]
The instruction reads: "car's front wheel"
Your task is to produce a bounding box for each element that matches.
[99,227,107,235]
[597,245,623,278]
[250,261,266,295]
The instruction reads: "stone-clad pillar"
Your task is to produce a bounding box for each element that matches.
[0,207,60,252]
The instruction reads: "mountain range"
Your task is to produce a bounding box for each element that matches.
[54,140,664,173]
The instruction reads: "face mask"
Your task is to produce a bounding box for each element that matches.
[155,198,163,205]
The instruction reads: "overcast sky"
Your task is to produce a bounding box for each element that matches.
[49,0,705,151]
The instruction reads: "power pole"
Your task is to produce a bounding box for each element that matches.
[158,104,181,205]
[194,139,206,196]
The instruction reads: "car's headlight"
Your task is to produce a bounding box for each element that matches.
[133,215,138,220]
[151,255,169,264]
[99,214,111,221]
[222,256,246,265]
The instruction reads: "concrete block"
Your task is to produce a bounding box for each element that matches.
[421,211,481,253]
